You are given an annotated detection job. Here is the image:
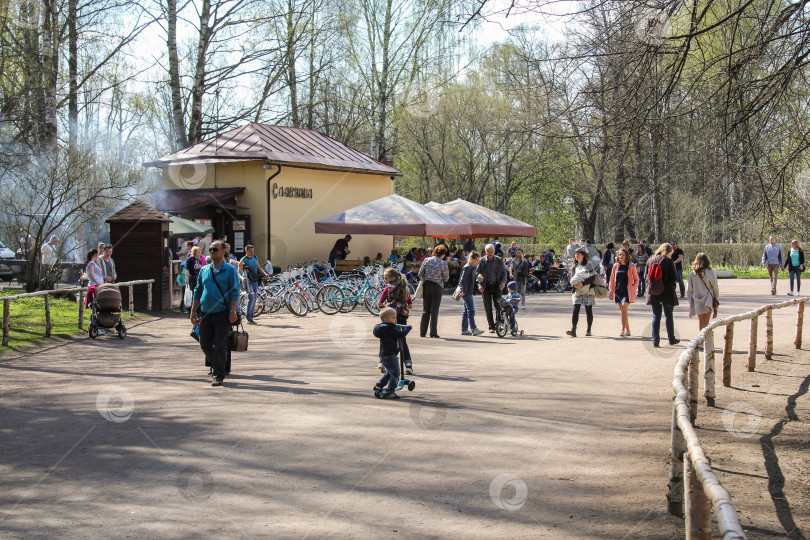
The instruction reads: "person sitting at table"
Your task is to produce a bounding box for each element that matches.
[535,253,551,292]
[387,249,400,263]
[404,248,417,262]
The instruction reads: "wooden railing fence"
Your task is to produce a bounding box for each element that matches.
[2,279,155,346]
[669,296,807,539]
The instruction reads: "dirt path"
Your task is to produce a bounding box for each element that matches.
[0,279,807,539]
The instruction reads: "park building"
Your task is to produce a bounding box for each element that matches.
[145,122,400,267]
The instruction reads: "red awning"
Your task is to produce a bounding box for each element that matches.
[425,199,536,238]
[314,194,472,237]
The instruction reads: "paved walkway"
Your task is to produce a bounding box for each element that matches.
[0,279,807,538]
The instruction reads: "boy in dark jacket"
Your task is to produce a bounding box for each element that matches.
[373,307,412,399]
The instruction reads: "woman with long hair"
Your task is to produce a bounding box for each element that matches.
[686,252,719,331]
[566,247,597,337]
[459,251,483,336]
[378,267,414,373]
[608,248,640,337]
[417,245,449,338]
[647,243,679,347]
[786,240,804,296]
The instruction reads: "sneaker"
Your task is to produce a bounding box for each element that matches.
[211,377,223,386]
[521,305,526,310]
[461,330,473,336]
[98,329,106,335]
[566,329,576,337]
[585,330,592,336]
[373,385,383,392]
[620,330,626,337]
[626,331,631,337]
[405,366,413,375]
[772,289,776,295]
[787,291,793,296]
[489,328,496,333]
[669,339,681,345]
[472,328,484,336]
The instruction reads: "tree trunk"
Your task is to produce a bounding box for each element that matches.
[167,0,188,150]
[286,0,299,127]
[68,0,78,147]
[41,0,59,149]
[187,0,211,145]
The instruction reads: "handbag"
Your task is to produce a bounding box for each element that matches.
[183,287,193,308]
[699,274,720,318]
[591,272,608,299]
[452,285,463,301]
[414,280,424,300]
[228,320,249,352]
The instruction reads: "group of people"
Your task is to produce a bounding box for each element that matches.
[762,236,805,296]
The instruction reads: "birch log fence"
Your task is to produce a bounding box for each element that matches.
[1,280,155,346]
[668,296,808,539]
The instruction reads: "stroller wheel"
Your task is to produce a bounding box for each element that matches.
[117,325,127,339]
[520,330,525,337]
[89,324,98,339]
[407,380,415,391]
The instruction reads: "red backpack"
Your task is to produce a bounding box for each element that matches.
[647,257,664,296]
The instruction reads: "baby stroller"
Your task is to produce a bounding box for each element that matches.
[495,297,524,338]
[89,283,126,339]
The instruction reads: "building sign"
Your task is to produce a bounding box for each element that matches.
[272,183,312,199]
[234,232,244,252]
[233,220,246,231]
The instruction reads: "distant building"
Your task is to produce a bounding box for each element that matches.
[145,123,400,266]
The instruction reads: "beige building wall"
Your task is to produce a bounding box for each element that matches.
[162,161,395,267]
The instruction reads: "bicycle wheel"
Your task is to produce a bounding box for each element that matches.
[286,291,309,316]
[364,286,382,315]
[495,319,507,338]
[317,285,345,315]
[340,286,359,313]
[304,285,320,311]
[555,274,569,293]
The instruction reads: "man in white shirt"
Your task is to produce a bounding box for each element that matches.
[40,236,58,265]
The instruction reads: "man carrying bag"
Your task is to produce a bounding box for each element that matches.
[191,240,241,387]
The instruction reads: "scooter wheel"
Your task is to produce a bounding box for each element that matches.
[374,389,382,398]
[408,381,415,391]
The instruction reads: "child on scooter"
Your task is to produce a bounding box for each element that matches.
[378,268,414,373]
[373,307,412,399]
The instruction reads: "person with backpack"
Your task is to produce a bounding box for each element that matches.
[238,244,269,324]
[646,243,680,347]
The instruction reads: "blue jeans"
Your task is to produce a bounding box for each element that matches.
[790,269,801,292]
[461,293,478,332]
[246,281,258,319]
[676,270,685,297]
[638,271,646,296]
[376,354,400,392]
[651,303,675,343]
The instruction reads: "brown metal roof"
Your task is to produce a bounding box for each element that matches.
[143,123,401,176]
[106,200,171,223]
[153,188,246,213]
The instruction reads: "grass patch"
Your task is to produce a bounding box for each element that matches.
[683,266,796,279]
[1,290,138,351]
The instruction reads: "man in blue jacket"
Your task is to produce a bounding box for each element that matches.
[191,240,241,386]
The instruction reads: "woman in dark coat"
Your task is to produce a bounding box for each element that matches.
[647,243,679,347]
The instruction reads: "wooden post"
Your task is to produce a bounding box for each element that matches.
[2,299,9,346]
[765,308,773,360]
[147,282,152,311]
[667,404,686,517]
[44,294,51,338]
[684,450,712,540]
[688,347,699,424]
[78,287,85,330]
[747,316,758,372]
[722,323,734,387]
[128,284,134,316]
[795,301,804,349]
[703,330,715,407]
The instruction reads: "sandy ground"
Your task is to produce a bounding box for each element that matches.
[0,279,807,539]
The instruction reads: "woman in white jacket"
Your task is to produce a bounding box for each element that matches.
[686,253,720,331]
[566,247,598,337]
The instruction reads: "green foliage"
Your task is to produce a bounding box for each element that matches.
[0,292,137,351]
